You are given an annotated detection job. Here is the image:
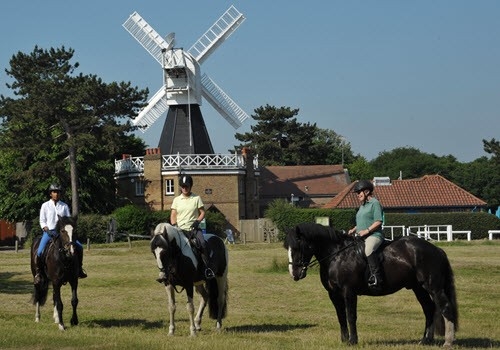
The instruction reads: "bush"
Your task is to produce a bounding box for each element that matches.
[77,214,110,244]
[112,205,152,239]
[206,211,226,237]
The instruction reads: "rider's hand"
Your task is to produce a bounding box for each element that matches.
[191,220,200,230]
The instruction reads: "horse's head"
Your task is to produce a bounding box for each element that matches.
[56,215,78,257]
[284,224,316,281]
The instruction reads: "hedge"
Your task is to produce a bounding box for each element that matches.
[265,200,500,241]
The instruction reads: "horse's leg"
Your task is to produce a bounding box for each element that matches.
[430,289,456,347]
[328,289,349,343]
[185,286,197,337]
[194,283,208,331]
[214,275,228,331]
[52,284,65,331]
[344,291,359,345]
[70,279,79,326]
[413,285,436,345]
[165,284,176,336]
[35,301,41,323]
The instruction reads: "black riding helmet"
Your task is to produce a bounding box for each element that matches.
[353,180,373,194]
[48,183,62,193]
[179,175,193,188]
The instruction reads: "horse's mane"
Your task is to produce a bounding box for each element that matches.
[285,222,349,249]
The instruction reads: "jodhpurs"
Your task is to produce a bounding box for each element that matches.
[37,229,83,256]
[364,235,383,257]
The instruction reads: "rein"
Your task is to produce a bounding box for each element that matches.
[300,239,359,270]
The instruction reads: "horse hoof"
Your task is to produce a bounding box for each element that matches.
[58,324,66,331]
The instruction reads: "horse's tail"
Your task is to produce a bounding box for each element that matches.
[32,278,49,306]
[434,250,459,335]
[207,275,228,320]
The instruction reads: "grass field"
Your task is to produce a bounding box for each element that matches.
[1,239,499,349]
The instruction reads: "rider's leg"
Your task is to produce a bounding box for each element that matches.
[195,230,214,279]
[75,241,87,279]
[34,231,51,285]
[365,236,383,288]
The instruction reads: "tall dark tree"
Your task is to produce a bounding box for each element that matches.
[0,46,148,222]
[234,104,353,166]
[483,138,500,163]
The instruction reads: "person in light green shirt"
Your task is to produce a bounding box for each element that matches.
[170,175,214,279]
[348,180,384,290]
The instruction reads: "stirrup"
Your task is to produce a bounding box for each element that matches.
[79,268,87,279]
[205,268,215,280]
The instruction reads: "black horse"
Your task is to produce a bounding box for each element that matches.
[30,216,80,330]
[284,223,458,347]
[151,223,228,336]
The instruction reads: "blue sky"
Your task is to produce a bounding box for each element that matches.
[1,1,499,162]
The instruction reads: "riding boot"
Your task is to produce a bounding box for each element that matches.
[77,248,87,279]
[366,254,383,289]
[34,255,44,285]
[201,251,215,280]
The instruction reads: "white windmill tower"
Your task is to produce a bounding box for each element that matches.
[123,5,249,154]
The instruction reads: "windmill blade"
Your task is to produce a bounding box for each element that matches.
[132,86,169,131]
[201,73,248,129]
[123,12,173,65]
[188,5,245,65]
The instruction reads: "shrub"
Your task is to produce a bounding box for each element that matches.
[77,214,110,244]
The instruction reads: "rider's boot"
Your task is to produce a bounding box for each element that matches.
[367,253,383,290]
[77,247,87,279]
[34,255,44,285]
[201,250,215,280]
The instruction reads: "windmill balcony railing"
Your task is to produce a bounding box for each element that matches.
[115,153,258,174]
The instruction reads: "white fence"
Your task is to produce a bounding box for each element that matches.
[488,230,500,240]
[383,225,471,241]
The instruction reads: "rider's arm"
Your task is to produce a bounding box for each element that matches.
[170,208,177,226]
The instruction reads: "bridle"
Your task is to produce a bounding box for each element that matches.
[289,238,360,274]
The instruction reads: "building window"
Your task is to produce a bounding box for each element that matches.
[135,180,145,196]
[165,179,175,195]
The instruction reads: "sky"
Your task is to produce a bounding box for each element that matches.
[1,1,499,163]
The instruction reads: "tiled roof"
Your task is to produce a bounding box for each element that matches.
[260,165,349,197]
[324,174,487,210]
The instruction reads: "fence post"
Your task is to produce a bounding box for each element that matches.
[447,225,452,241]
[87,238,90,251]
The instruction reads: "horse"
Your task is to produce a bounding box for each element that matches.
[284,222,458,347]
[151,223,228,336]
[30,216,80,331]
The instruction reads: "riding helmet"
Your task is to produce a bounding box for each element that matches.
[48,183,62,193]
[353,180,373,194]
[179,175,193,188]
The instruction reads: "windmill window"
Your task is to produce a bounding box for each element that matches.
[165,179,175,196]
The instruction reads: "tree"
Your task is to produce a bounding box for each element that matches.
[483,138,500,163]
[0,46,148,222]
[370,147,459,180]
[234,104,353,166]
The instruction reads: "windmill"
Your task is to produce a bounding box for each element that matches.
[123,5,249,154]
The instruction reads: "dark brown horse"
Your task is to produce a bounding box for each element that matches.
[284,223,458,347]
[151,223,228,336]
[30,216,80,330]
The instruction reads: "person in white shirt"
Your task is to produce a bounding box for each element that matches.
[34,184,87,285]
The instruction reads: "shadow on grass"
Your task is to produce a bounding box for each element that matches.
[374,337,499,348]
[84,318,164,330]
[0,272,33,295]
[225,323,315,333]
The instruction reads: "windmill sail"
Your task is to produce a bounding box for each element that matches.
[123,12,172,65]
[132,86,169,131]
[201,74,248,129]
[188,5,245,65]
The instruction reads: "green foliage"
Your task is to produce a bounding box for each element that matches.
[385,212,500,239]
[235,104,354,166]
[205,211,226,236]
[0,46,148,221]
[265,200,356,240]
[111,205,152,238]
[77,214,110,244]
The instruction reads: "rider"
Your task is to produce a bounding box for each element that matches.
[170,175,215,280]
[348,180,384,290]
[34,183,87,285]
